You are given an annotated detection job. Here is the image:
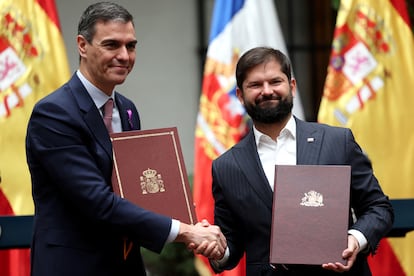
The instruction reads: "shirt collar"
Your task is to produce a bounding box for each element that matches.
[76,70,115,109]
[253,115,296,147]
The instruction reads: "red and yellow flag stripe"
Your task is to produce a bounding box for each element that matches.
[318,0,414,275]
[0,0,70,275]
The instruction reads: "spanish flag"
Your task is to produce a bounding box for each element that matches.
[0,0,70,275]
[193,0,304,275]
[318,0,413,275]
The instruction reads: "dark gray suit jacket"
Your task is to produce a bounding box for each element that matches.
[212,117,393,276]
[26,74,172,276]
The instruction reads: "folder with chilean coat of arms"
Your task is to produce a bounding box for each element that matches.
[110,127,196,225]
[270,165,351,265]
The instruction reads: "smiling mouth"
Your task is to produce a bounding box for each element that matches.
[110,66,130,73]
[258,98,281,105]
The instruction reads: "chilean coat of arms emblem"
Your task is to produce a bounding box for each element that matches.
[300,190,324,207]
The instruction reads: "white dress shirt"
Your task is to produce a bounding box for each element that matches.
[76,70,122,133]
[253,115,297,191]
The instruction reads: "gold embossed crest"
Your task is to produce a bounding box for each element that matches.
[140,168,165,194]
[300,190,324,207]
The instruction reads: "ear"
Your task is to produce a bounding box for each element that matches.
[77,35,88,58]
[290,78,297,97]
[236,87,244,105]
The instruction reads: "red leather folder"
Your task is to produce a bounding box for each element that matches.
[110,127,197,225]
[270,165,351,265]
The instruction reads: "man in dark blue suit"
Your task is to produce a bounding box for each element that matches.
[26,2,225,276]
[209,47,393,275]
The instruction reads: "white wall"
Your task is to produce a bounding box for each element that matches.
[56,0,201,173]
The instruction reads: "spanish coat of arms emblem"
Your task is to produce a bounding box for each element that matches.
[140,168,165,194]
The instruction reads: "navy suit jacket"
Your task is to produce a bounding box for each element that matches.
[211,117,394,276]
[26,74,172,276]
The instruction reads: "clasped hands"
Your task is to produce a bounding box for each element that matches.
[176,219,226,260]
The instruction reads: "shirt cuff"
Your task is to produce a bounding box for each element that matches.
[348,229,368,252]
[210,246,230,268]
[165,219,180,244]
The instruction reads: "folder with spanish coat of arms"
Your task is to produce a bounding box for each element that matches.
[110,127,196,225]
[270,165,351,265]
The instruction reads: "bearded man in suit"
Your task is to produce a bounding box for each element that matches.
[208,46,393,276]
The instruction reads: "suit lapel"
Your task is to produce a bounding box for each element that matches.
[68,75,112,159]
[229,119,325,210]
[232,131,274,210]
[295,117,323,165]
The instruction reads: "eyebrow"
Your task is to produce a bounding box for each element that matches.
[99,39,138,45]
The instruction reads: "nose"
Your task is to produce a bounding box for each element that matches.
[262,82,273,95]
[116,46,129,60]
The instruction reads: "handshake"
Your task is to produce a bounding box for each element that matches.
[175,219,226,260]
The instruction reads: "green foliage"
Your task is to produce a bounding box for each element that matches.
[331,0,340,10]
[142,174,199,275]
[142,243,199,276]
[408,0,414,32]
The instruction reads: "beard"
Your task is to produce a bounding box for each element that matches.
[244,93,293,124]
